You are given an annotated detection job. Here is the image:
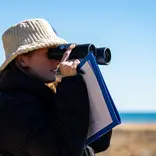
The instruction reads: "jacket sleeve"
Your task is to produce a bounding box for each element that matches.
[89,130,112,153]
[54,75,90,156]
[0,75,89,156]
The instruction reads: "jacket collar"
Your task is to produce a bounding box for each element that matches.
[0,63,55,102]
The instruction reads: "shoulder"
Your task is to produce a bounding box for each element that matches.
[0,91,40,104]
[0,91,47,136]
[0,91,43,117]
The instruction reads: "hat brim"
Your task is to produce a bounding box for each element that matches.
[0,36,68,71]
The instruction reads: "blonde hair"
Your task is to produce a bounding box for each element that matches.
[46,75,62,93]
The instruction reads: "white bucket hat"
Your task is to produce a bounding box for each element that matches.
[1,18,68,71]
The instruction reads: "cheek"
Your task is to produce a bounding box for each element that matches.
[30,57,48,69]
[32,61,52,78]
[28,57,58,81]
[33,61,57,76]
[29,56,59,72]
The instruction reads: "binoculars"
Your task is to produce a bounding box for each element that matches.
[47,44,111,65]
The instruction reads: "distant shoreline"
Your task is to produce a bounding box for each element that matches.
[115,122,156,131]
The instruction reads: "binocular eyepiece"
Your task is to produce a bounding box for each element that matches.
[47,43,111,65]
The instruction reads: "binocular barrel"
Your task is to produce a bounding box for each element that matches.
[47,44,111,65]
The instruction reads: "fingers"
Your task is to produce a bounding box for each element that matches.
[72,59,80,68]
[59,44,80,77]
[60,44,76,62]
[59,59,80,77]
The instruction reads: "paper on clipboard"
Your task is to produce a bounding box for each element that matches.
[78,53,121,145]
[81,61,113,138]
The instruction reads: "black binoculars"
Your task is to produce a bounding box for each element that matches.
[47,44,111,65]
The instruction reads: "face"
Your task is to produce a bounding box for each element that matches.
[18,48,60,83]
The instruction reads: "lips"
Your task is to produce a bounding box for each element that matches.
[50,69,58,74]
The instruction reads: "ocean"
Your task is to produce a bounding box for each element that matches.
[119,112,156,123]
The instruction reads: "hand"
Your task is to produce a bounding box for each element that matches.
[59,44,80,78]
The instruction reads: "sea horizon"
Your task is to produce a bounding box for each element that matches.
[119,112,156,123]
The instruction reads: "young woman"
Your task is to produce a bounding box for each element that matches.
[0,18,112,156]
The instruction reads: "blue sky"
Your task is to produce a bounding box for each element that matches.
[0,0,156,112]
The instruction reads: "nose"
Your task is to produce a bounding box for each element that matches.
[51,60,60,67]
[55,60,60,64]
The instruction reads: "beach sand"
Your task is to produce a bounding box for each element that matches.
[96,123,156,156]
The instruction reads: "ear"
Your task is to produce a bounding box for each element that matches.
[16,54,30,67]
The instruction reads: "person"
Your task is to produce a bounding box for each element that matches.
[0,18,112,156]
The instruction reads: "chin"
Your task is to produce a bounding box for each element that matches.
[45,77,56,83]
[45,79,55,83]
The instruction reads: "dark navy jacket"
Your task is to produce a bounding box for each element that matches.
[0,64,112,156]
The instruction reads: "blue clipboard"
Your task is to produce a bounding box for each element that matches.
[78,52,121,145]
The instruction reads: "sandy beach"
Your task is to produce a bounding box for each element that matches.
[96,123,156,156]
